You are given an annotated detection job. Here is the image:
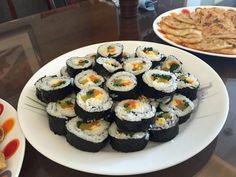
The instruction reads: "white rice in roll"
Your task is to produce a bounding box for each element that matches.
[115,99,156,122]
[46,94,76,118]
[96,57,122,73]
[142,69,177,93]
[136,45,163,62]
[177,72,200,89]
[123,57,152,76]
[66,117,109,143]
[35,76,72,91]
[74,70,104,90]
[106,71,137,92]
[77,86,113,112]
[66,57,93,69]
[97,43,123,58]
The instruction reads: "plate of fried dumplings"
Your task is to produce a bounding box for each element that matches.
[153,6,236,58]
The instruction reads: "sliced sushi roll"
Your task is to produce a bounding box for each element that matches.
[60,66,70,77]
[160,55,183,73]
[46,94,76,135]
[106,71,139,101]
[74,70,105,92]
[75,86,113,121]
[97,43,123,61]
[136,46,164,67]
[142,69,177,99]
[149,111,179,142]
[35,75,74,103]
[114,99,156,132]
[109,122,149,152]
[123,57,152,82]
[160,94,194,124]
[66,57,93,77]
[94,57,123,77]
[66,117,109,152]
[176,73,200,100]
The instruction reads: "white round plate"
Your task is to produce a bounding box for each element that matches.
[0,99,25,177]
[153,6,236,58]
[17,41,229,175]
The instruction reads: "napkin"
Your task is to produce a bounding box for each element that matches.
[111,0,157,11]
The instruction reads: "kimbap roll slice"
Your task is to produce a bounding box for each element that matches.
[149,111,179,142]
[75,86,113,121]
[123,57,152,80]
[160,94,194,124]
[97,43,123,60]
[46,94,76,135]
[35,75,74,103]
[94,57,123,77]
[136,46,164,67]
[176,73,200,100]
[109,122,149,152]
[142,69,177,99]
[160,55,183,73]
[74,70,105,92]
[66,117,109,152]
[114,99,156,132]
[106,71,139,101]
[66,57,93,77]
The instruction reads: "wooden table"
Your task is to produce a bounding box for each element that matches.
[0,0,235,176]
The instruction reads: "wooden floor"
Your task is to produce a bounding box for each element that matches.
[194,155,236,177]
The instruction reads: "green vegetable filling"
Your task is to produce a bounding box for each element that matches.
[58,100,74,109]
[51,80,66,87]
[170,63,179,72]
[143,47,153,52]
[77,120,100,131]
[151,74,172,83]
